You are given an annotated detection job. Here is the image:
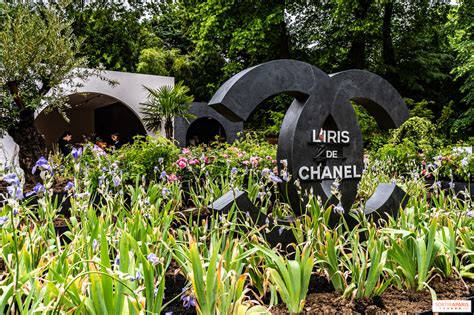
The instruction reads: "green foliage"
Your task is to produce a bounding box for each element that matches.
[257,244,314,313]
[451,107,474,139]
[1,135,474,313]
[119,135,180,181]
[343,231,390,300]
[352,104,389,151]
[263,111,285,137]
[66,2,159,72]
[405,99,434,121]
[0,3,91,130]
[389,117,439,147]
[447,0,473,106]
[383,217,440,291]
[436,100,457,139]
[136,47,192,82]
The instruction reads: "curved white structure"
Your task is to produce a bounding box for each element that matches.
[1,70,174,170]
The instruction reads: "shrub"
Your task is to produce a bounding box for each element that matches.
[389,116,440,148]
[118,135,180,181]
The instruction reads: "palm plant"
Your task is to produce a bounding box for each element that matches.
[141,81,194,139]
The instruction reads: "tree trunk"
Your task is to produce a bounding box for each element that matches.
[7,109,46,185]
[347,0,372,69]
[382,1,398,84]
[276,0,290,59]
[164,119,173,139]
[278,20,291,59]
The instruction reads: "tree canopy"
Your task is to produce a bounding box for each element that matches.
[2,0,473,150]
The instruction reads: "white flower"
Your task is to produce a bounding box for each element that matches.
[334,203,345,215]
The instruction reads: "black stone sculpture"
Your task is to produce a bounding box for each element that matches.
[364,184,408,223]
[174,102,243,147]
[208,189,296,246]
[208,59,410,245]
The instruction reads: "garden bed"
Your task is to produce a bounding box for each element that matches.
[272,277,473,314]
[425,179,473,198]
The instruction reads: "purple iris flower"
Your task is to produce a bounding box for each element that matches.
[278,226,285,235]
[71,147,83,159]
[269,175,283,183]
[261,168,270,177]
[131,271,143,281]
[92,239,98,252]
[181,289,196,308]
[112,175,121,187]
[64,181,74,191]
[32,157,51,174]
[160,171,167,180]
[26,183,46,197]
[0,216,8,226]
[162,187,170,196]
[7,186,23,200]
[147,253,160,265]
[3,173,20,186]
[231,167,238,174]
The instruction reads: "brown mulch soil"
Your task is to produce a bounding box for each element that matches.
[0,180,8,194]
[52,177,73,193]
[271,277,473,314]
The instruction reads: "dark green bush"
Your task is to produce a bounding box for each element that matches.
[118,135,180,181]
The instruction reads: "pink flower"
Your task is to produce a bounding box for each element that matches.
[272,160,277,164]
[273,167,279,175]
[250,156,260,168]
[189,158,200,165]
[223,154,229,158]
[182,148,191,155]
[167,174,178,182]
[266,155,272,160]
[202,155,210,164]
[242,160,249,166]
[237,152,244,158]
[176,157,188,169]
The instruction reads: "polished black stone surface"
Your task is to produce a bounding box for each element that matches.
[174,102,243,147]
[364,183,408,223]
[208,189,296,246]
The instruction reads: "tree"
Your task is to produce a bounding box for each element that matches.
[287,0,460,121]
[141,81,194,139]
[447,0,473,106]
[0,4,95,183]
[174,0,289,100]
[66,1,159,72]
[446,0,473,138]
[136,47,192,84]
